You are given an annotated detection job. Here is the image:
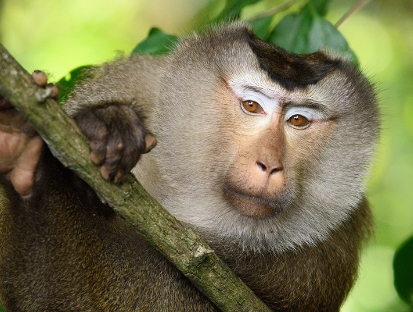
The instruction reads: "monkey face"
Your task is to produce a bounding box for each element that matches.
[221,75,332,219]
[135,23,379,252]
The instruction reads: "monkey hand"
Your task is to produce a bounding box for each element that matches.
[0,70,57,197]
[74,104,157,184]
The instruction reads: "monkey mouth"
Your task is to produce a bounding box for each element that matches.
[223,185,282,218]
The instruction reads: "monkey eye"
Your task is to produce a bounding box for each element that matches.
[241,100,265,114]
[288,114,310,128]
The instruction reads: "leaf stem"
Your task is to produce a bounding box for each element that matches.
[335,0,372,28]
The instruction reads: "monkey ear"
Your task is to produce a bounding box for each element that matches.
[143,135,157,154]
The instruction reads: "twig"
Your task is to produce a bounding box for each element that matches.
[335,0,372,28]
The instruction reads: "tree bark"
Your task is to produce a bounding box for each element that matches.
[0,44,272,312]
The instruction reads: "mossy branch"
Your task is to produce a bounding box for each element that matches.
[0,44,272,312]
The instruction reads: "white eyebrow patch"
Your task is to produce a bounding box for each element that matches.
[229,74,331,123]
[229,80,281,116]
[284,105,328,122]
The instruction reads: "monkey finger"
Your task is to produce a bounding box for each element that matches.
[8,136,44,197]
[47,83,59,99]
[105,130,124,160]
[118,147,141,178]
[76,111,109,166]
[99,165,113,182]
[31,71,59,101]
[90,138,109,166]
[101,143,124,182]
[100,162,123,184]
[32,70,48,87]
[144,134,157,154]
[112,170,125,184]
[104,136,140,182]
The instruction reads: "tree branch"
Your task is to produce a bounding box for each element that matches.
[0,44,271,312]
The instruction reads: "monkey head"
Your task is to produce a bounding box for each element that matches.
[135,23,380,253]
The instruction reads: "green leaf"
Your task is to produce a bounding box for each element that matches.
[268,8,313,54]
[57,65,94,104]
[394,235,413,306]
[268,3,357,63]
[311,0,332,16]
[214,0,261,22]
[132,28,179,56]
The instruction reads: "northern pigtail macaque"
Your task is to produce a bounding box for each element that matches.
[0,23,379,311]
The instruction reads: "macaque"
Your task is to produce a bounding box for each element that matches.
[0,23,379,311]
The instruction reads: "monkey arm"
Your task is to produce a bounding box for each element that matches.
[0,43,272,312]
[63,55,162,183]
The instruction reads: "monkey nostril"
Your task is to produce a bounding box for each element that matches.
[257,161,267,172]
[256,161,283,175]
[270,166,283,175]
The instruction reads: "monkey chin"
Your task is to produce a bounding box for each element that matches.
[223,185,282,218]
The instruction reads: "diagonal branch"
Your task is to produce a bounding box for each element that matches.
[335,0,372,28]
[0,43,271,312]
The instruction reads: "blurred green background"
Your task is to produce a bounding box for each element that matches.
[0,0,412,311]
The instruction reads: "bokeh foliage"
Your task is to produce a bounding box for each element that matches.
[1,0,413,311]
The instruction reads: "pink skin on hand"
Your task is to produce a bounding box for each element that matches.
[0,71,50,197]
[0,104,44,197]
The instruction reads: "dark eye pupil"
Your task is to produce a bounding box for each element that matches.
[242,100,262,114]
[289,114,309,127]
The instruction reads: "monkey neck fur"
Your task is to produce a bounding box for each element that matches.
[207,200,372,310]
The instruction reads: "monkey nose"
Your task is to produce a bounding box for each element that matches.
[256,160,283,176]
[251,158,284,191]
